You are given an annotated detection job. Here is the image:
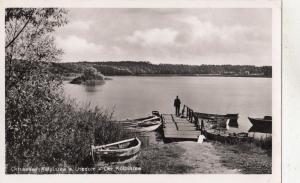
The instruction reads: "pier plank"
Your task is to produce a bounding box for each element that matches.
[162,114,200,141]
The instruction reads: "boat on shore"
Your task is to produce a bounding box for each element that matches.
[204,129,252,144]
[248,116,272,129]
[91,138,141,164]
[195,112,239,127]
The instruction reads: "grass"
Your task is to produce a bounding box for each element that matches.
[214,142,272,174]
[87,143,192,174]
[127,143,193,174]
[251,136,272,156]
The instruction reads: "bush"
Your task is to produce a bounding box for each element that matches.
[6,92,132,173]
[70,67,105,84]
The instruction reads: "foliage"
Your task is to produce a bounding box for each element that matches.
[82,66,104,80]
[5,8,130,173]
[70,67,105,84]
[5,8,68,171]
[83,67,97,78]
[5,8,68,92]
[49,61,272,77]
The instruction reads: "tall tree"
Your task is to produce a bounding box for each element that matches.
[5,8,68,170]
[5,8,68,90]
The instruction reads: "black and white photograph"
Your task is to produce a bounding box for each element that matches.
[2,0,283,181]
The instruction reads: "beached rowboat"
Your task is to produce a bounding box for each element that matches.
[91,138,141,164]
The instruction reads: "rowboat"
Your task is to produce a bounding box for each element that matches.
[204,129,252,144]
[119,111,160,125]
[195,112,238,119]
[248,116,272,129]
[127,122,162,133]
[91,138,141,164]
[118,115,159,128]
[137,116,160,127]
[195,112,239,127]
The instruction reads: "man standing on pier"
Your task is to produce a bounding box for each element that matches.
[174,96,181,116]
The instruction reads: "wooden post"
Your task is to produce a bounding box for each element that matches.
[190,110,193,121]
[181,105,185,116]
[194,115,199,130]
[187,107,189,118]
[171,114,178,130]
[160,114,164,127]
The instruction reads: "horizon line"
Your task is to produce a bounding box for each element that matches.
[59,60,272,67]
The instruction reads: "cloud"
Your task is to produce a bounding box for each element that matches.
[54,9,271,65]
[56,35,103,61]
[178,15,271,56]
[126,28,179,46]
[64,20,93,31]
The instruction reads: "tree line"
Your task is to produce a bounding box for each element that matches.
[49,61,272,77]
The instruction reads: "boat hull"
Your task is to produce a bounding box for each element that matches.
[248,117,272,129]
[195,112,238,119]
[92,138,141,164]
[127,123,161,132]
[195,112,239,127]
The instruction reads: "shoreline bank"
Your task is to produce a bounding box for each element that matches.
[126,140,271,174]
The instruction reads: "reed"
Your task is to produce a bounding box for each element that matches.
[6,98,133,173]
[250,135,272,156]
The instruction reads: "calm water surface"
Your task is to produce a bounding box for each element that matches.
[63,76,272,133]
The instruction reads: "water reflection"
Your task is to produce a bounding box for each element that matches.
[63,76,272,133]
[85,85,98,92]
[84,81,105,92]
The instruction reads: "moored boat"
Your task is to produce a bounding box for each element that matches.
[195,112,238,120]
[137,116,160,126]
[91,138,141,164]
[195,112,239,128]
[120,111,160,123]
[127,122,162,132]
[138,120,160,127]
[248,116,272,129]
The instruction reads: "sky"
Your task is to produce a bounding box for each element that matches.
[54,8,272,66]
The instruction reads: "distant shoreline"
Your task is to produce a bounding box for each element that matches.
[63,74,271,81]
[107,74,272,78]
[50,61,272,78]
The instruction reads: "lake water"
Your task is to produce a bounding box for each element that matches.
[63,76,272,133]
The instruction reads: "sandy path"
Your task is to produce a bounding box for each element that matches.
[176,141,240,174]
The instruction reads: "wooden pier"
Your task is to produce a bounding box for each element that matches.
[160,105,252,144]
[161,114,201,141]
